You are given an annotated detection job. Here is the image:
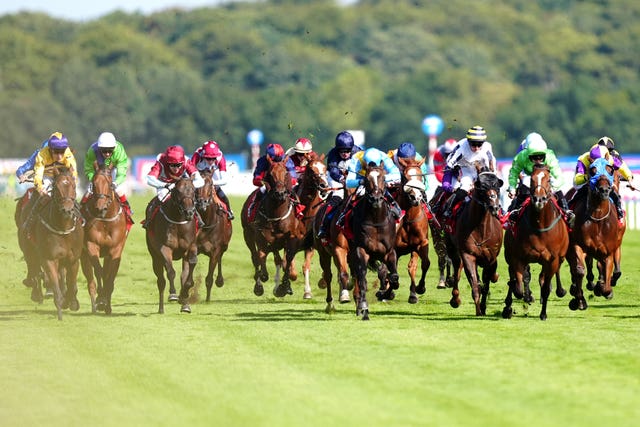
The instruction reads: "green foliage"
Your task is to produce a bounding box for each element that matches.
[2,0,640,160]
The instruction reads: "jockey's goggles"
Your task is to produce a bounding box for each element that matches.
[529,154,546,161]
[168,162,183,168]
[469,141,484,148]
[203,156,217,161]
[51,148,66,155]
[100,148,114,154]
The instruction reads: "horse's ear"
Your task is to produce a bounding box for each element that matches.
[417,157,425,167]
[319,153,325,162]
[498,178,504,188]
[398,157,408,169]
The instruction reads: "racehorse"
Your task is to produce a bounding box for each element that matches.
[80,163,129,314]
[17,166,84,320]
[145,177,199,314]
[379,157,430,303]
[445,167,503,316]
[241,157,306,298]
[293,153,329,299]
[349,161,399,320]
[502,164,569,320]
[566,158,625,311]
[195,169,232,302]
[428,187,453,289]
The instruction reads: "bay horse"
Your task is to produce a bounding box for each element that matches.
[350,161,399,320]
[195,169,232,302]
[80,163,128,314]
[145,177,199,314]
[17,166,84,320]
[293,153,329,299]
[566,158,625,311]
[378,157,430,303]
[445,167,503,316]
[241,157,306,298]
[502,164,569,320]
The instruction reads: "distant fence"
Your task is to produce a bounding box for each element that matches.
[3,154,640,229]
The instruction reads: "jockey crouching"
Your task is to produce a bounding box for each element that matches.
[335,147,403,230]
[191,140,234,220]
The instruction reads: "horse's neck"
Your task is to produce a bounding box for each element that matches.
[361,198,388,223]
[264,192,291,215]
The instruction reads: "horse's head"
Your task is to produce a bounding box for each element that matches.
[474,171,503,217]
[589,158,614,201]
[399,157,426,206]
[90,164,115,218]
[195,169,214,211]
[171,177,197,219]
[301,153,329,195]
[364,161,386,208]
[51,166,77,219]
[530,164,552,212]
[264,157,292,202]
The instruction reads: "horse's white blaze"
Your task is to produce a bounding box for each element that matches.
[370,170,381,188]
[534,170,545,187]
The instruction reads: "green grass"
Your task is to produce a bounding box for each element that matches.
[1,194,639,427]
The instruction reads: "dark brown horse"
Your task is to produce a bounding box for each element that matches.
[428,187,453,289]
[379,157,430,303]
[293,153,329,299]
[17,167,84,320]
[241,157,306,298]
[195,169,232,302]
[350,162,399,320]
[145,178,199,314]
[502,164,569,320]
[566,158,625,311]
[445,168,504,316]
[80,164,129,314]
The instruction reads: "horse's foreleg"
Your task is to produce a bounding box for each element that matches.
[594,256,614,300]
[461,254,482,316]
[406,253,419,303]
[449,253,462,309]
[43,260,63,320]
[101,255,121,315]
[64,259,81,313]
[318,250,335,314]
[354,248,370,320]
[585,255,596,291]
[80,250,97,313]
[205,254,215,302]
[539,263,556,321]
[611,246,622,288]
[303,248,314,300]
[480,263,496,316]
[334,246,351,304]
[152,253,167,314]
[178,244,198,313]
[567,246,588,311]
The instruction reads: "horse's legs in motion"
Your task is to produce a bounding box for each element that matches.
[567,248,588,311]
[80,252,98,313]
[205,254,215,302]
[585,255,596,291]
[43,260,64,320]
[318,249,335,314]
[302,248,314,300]
[611,247,622,288]
[461,253,483,316]
[479,262,497,316]
[152,252,168,314]
[538,262,559,321]
[100,256,120,315]
[354,247,370,320]
[63,259,80,313]
[178,246,198,313]
[523,264,535,304]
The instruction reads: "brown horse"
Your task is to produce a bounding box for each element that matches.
[80,163,129,314]
[293,153,329,299]
[502,164,569,320]
[445,168,504,316]
[145,178,199,314]
[241,157,306,298]
[195,169,232,302]
[379,157,430,303]
[350,162,399,320]
[566,158,625,311]
[17,167,84,320]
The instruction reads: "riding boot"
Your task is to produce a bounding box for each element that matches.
[555,191,575,227]
[22,193,43,239]
[317,205,332,239]
[385,190,403,220]
[443,189,466,219]
[216,189,234,220]
[142,197,158,229]
[610,191,625,224]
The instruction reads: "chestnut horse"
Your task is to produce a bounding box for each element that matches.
[566,158,625,311]
[241,157,306,298]
[293,153,329,299]
[145,178,199,314]
[17,167,84,320]
[350,162,399,320]
[80,164,129,314]
[502,164,569,320]
[445,168,504,316]
[195,169,232,302]
[378,157,430,303]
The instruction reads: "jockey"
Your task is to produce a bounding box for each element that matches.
[316,131,363,240]
[16,140,48,184]
[82,132,133,223]
[247,143,300,221]
[336,147,403,227]
[441,126,497,219]
[190,140,234,219]
[388,142,429,197]
[432,138,457,183]
[284,137,317,187]
[506,132,575,226]
[21,132,78,233]
[143,145,204,228]
[573,141,635,224]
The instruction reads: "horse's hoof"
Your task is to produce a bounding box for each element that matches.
[325,303,336,314]
[339,289,350,304]
[556,287,567,298]
[303,291,312,300]
[45,290,54,299]
[259,272,269,282]
[539,313,547,321]
[389,274,399,289]
[408,294,418,304]
[104,305,112,315]
[416,284,426,294]
[502,306,513,319]
[69,298,80,312]
[273,285,286,298]
[286,285,293,295]
[254,283,264,297]
[96,300,106,312]
[180,305,191,313]
[568,298,580,311]
[450,298,460,309]
[168,293,179,302]
[604,290,614,300]
[22,278,34,288]
[586,282,595,291]
[362,311,370,321]
[317,278,327,289]
[611,272,621,287]
[215,278,224,288]
[31,291,43,304]
[437,280,447,289]
[524,293,535,304]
